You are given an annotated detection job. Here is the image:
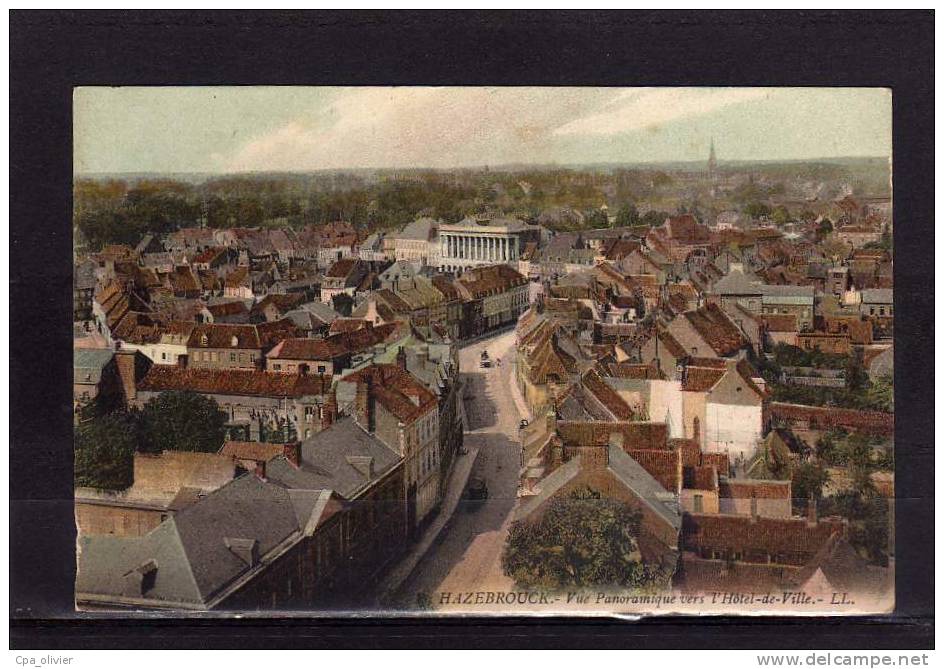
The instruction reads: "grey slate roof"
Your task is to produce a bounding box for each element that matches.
[396,217,440,241]
[861,288,893,304]
[266,417,402,499]
[514,457,581,521]
[74,348,114,385]
[298,300,341,325]
[514,444,681,532]
[77,473,328,609]
[606,444,681,530]
[711,266,763,295]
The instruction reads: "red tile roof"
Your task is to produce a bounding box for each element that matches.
[762,314,798,332]
[682,513,843,564]
[581,369,635,420]
[682,365,727,392]
[683,303,748,356]
[769,402,893,435]
[719,479,791,500]
[345,364,438,424]
[138,366,331,398]
[627,448,681,492]
[325,258,359,278]
[207,301,249,318]
[664,214,710,244]
[219,441,286,462]
[557,421,669,450]
[683,465,718,492]
[267,337,348,361]
[329,318,370,334]
[193,247,227,265]
[188,323,261,350]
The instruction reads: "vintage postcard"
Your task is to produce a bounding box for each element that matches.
[72,86,894,617]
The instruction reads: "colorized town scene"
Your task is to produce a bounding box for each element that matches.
[73,87,894,615]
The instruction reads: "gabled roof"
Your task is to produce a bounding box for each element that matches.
[663,214,710,244]
[267,337,349,361]
[711,265,763,295]
[324,258,363,280]
[580,369,636,420]
[682,304,749,357]
[188,324,261,350]
[266,418,402,499]
[626,448,681,494]
[344,364,438,424]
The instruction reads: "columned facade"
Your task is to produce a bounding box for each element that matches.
[438,232,520,272]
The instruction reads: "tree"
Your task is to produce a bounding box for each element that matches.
[502,487,671,590]
[74,411,138,490]
[791,462,830,513]
[744,202,772,220]
[640,210,669,227]
[138,391,228,454]
[845,348,869,393]
[583,209,609,230]
[771,205,791,226]
[820,233,850,260]
[614,203,640,227]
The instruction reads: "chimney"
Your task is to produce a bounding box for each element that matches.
[321,389,337,431]
[114,349,150,406]
[224,537,260,567]
[608,431,625,452]
[282,442,301,467]
[396,345,408,371]
[355,376,375,432]
[807,493,818,526]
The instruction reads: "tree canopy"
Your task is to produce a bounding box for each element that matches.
[502,487,672,590]
[138,391,228,454]
[74,411,138,490]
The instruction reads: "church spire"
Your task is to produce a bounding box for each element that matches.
[708,137,717,179]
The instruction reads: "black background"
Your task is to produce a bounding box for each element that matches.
[10,10,934,649]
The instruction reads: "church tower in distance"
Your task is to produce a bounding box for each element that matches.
[707,137,717,180]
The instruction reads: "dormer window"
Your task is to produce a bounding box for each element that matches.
[200,334,208,346]
[231,335,239,347]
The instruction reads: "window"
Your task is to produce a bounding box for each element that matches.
[317,365,326,374]
[161,352,167,361]
[230,353,237,362]
[274,363,281,371]
[304,406,314,423]
[693,494,703,513]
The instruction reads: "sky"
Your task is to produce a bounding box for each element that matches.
[73,87,892,174]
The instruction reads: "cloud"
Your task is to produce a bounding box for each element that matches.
[552,87,773,136]
[225,87,615,171]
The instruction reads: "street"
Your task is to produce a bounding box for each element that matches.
[393,328,525,610]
